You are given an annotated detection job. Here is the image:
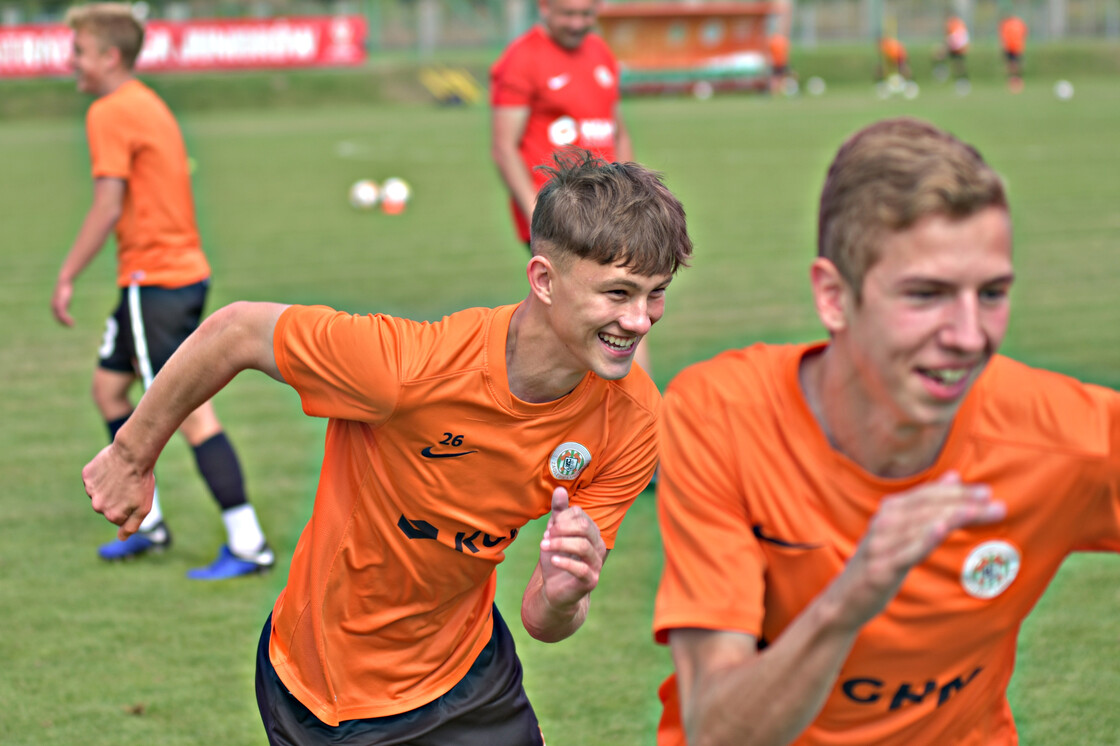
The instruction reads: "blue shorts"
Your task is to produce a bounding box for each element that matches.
[97,280,209,378]
[255,606,544,746]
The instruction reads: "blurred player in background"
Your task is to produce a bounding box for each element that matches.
[1000,13,1028,92]
[83,150,693,745]
[933,14,970,92]
[490,0,655,376]
[767,31,793,95]
[52,2,272,579]
[876,35,912,82]
[653,117,1120,745]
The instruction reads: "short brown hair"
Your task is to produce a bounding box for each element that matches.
[818,117,1007,297]
[531,148,693,277]
[66,3,145,69]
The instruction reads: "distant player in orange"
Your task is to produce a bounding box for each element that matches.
[653,117,1120,745]
[53,2,273,579]
[767,32,792,95]
[1000,14,1028,92]
[877,35,912,81]
[83,149,693,745]
[944,14,969,82]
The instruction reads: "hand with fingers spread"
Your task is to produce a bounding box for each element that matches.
[834,471,1006,629]
[82,443,156,541]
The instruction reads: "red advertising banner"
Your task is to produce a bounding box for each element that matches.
[0,15,367,78]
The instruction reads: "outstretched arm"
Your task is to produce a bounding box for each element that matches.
[82,301,289,538]
[52,177,124,326]
[522,487,608,642]
[672,473,1005,746]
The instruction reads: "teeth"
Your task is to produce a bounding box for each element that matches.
[600,333,635,351]
[926,368,968,384]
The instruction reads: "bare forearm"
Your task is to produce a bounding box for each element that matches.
[521,565,589,643]
[493,146,537,218]
[680,591,860,746]
[115,301,287,468]
[60,200,118,283]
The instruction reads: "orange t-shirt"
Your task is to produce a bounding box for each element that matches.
[946,16,969,53]
[654,343,1120,745]
[1000,17,1028,54]
[86,79,209,288]
[880,37,907,64]
[270,302,659,725]
[768,34,790,67]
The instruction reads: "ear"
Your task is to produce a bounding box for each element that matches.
[809,258,853,334]
[526,255,556,307]
[103,43,125,71]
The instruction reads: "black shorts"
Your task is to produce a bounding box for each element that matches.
[255,606,544,746]
[98,280,208,379]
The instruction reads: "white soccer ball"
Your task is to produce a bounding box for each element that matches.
[1054,80,1074,101]
[348,179,380,210]
[381,177,411,206]
[806,76,826,96]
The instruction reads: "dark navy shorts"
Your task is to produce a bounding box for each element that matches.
[255,606,545,746]
[97,280,209,378]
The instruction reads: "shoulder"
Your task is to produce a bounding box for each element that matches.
[666,343,799,408]
[972,356,1120,457]
[494,26,547,66]
[603,365,662,420]
[583,32,618,61]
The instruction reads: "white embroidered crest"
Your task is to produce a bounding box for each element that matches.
[549,442,592,481]
[961,540,1021,599]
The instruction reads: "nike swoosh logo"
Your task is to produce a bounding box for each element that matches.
[751,524,823,550]
[421,447,478,459]
[548,74,570,90]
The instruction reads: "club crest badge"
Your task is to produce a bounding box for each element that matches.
[961,540,1021,599]
[594,64,614,88]
[549,442,592,481]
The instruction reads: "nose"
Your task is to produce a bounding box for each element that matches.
[619,298,655,336]
[941,294,986,353]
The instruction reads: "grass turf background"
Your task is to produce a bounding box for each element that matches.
[1,56,1119,744]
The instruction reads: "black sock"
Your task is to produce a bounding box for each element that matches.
[106,414,131,442]
[193,432,247,511]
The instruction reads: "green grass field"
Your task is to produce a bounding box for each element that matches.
[2,73,1119,745]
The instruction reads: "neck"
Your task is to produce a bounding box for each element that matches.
[98,70,134,97]
[799,346,950,478]
[505,302,585,403]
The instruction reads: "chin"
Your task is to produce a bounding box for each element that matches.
[593,359,634,381]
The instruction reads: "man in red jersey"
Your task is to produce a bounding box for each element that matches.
[490,0,654,373]
[653,117,1120,745]
[53,3,272,579]
[83,149,693,745]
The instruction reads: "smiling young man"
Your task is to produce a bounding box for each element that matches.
[53,3,272,578]
[83,149,692,745]
[653,117,1120,745]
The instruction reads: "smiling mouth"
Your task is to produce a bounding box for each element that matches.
[599,332,636,352]
[919,367,970,386]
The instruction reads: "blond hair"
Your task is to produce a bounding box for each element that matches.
[66,3,145,69]
[818,117,1007,298]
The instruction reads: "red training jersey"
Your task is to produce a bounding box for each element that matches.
[490,25,622,242]
[86,79,209,288]
[654,343,1120,745]
[270,302,659,725]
